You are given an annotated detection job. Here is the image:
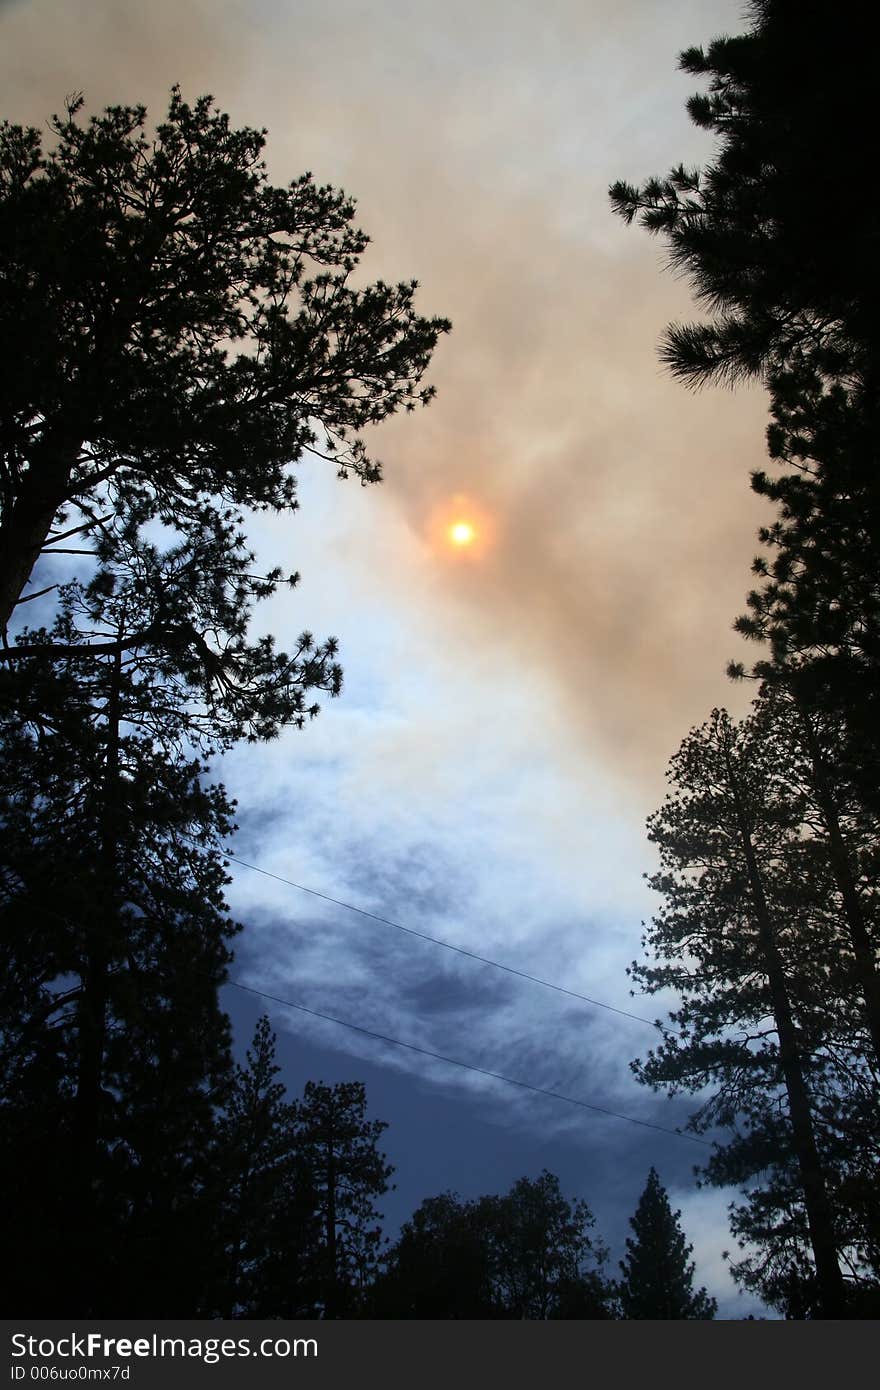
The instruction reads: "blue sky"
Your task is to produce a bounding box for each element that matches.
[1,0,778,1315]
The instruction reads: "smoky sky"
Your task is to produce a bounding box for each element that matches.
[2,0,770,791]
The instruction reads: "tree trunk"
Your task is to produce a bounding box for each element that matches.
[72,640,122,1312]
[0,432,81,634]
[726,742,847,1318]
[795,700,880,1067]
[324,1136,339,1318]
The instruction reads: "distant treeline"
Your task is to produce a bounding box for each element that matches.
[4,1003,718,1319]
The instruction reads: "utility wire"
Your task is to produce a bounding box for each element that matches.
[224,975,710,1147]
[223,850,666,1034]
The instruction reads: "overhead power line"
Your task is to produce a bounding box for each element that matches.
[223,850,666,1034]
[224,975,710,1147]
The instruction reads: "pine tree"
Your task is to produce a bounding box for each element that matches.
[0,88,449,637]
[0,577,243,1313]
[610,0,880,857]
[617,1169,716,1319]
[208,1016,320,1318]
[609,1,880,1316]
[729,362,880,825]
[634,706,852,1317]
[292,1080,394,1317]
[0,85,448,1319]
[609,1,880,390]
[4,519,346,750]
[0,701,238,1314]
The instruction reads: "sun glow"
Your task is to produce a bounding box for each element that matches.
[449,520,476,547]
[426,493,494,561]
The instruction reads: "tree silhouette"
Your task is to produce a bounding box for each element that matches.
[482,1171,610,1319]
[376,1172,613,1319]
[617,1169,716,1319]
[634,706,853,1317]
[0,88,449,638]
[0,671,237,1315]
[610,0,880,834]
[729,360,880,824]
[208,1016,321,1318]
[0,84,449,1319]
[292,1079,394,1317]
[2,520,345,752]
[610,3,880,1315]
[372,1192,498,1318]
[609,1,879,390]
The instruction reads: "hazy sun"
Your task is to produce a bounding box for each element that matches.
[427,495,493,559]
[449,520,476,547]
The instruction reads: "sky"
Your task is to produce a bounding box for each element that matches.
[1,0,776,1316]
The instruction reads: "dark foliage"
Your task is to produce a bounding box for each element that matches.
[375,1171,613,1319]
[616,1168,716,1319]
[292,1079,395,1317]
[0,657,237,1315]
[205,1017,322,1317]
[609,1,880,390]
[0,86,447,1318]
[633,700,879,1316]
[613,0,880,1318]
[0,88,449,642]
